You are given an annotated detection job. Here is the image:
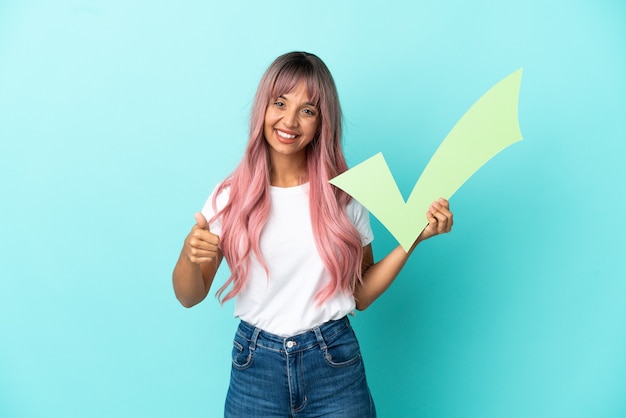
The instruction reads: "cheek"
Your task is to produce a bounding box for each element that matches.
[263,126,274,144]
[263,114,277,135]
[304,118,319,134]
[263,107,277,126]
[310,122,321,139]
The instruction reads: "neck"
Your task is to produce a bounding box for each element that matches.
[270,153,308,187]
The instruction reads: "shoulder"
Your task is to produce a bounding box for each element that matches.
[212,182,231,207]
[201,182,231,216]
[345,198,374,245]
[345,197,368,220]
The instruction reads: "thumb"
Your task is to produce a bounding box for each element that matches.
[194,212,209,230]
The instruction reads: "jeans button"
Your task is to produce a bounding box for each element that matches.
[286,340,296,348]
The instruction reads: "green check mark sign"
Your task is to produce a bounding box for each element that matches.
[330,69,523,251]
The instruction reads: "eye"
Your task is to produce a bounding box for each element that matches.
[273,100,285,107]
[302,108,316,116]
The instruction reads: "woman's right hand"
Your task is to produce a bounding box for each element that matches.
[183,212,221,264]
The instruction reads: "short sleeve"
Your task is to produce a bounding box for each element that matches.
[346,199,374,246]
[200,184,230,238]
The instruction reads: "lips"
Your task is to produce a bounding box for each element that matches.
[274,128,298,144]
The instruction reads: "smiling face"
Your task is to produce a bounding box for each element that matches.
[263,81,320,164]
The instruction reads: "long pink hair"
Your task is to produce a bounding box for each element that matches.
[211,51,363,303]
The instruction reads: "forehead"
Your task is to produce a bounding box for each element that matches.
[271,74,319,105]
[277,81,310,100]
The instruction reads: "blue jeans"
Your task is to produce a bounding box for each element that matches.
[224,316,376,417]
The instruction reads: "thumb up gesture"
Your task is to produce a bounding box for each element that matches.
[183,212,221,264]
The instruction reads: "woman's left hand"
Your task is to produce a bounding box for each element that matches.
[418,198,453,242]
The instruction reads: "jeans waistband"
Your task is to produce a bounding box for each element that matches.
[236,316,351,354]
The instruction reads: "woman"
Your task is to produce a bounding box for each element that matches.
[173,51,453,417]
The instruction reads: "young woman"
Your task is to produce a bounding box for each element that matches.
[172,51,453,417]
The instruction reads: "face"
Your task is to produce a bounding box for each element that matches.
[263,81,320,162]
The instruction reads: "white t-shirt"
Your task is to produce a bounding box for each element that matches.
[202,182,373,336]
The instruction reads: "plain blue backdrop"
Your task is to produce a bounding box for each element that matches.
[1,1,625,417]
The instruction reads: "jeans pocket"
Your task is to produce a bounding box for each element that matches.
[231,333,254,370]
[323,326,361,368]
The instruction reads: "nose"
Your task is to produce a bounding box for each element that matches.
[282,108,299,128]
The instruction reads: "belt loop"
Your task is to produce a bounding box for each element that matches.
[249,327,261,351]
[313,326,327,351]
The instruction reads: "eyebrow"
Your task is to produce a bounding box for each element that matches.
[277,94,316,107]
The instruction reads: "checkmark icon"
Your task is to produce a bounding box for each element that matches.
[330,69,523,251]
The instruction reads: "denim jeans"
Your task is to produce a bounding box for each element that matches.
[224,316,376,417]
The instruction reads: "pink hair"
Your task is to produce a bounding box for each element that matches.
[211,52,363,303]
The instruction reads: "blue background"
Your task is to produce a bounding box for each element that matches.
[1,1,625,417]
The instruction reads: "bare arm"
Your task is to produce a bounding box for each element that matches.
[353,198,453,310]
[172,212,222,308]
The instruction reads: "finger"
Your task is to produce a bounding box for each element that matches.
[421,210,434,234]
[194,212,209,230]
[188,253,218,264]
[189,247,219,260]
[189,233,220,250]
[435,200,453,231]
[431,200,452,217]
[429,205,449,233]
[431,207,453,233]
[430,200,450,213]
[186,240,219,263]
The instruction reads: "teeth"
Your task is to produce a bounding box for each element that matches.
[276,130,296,139]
